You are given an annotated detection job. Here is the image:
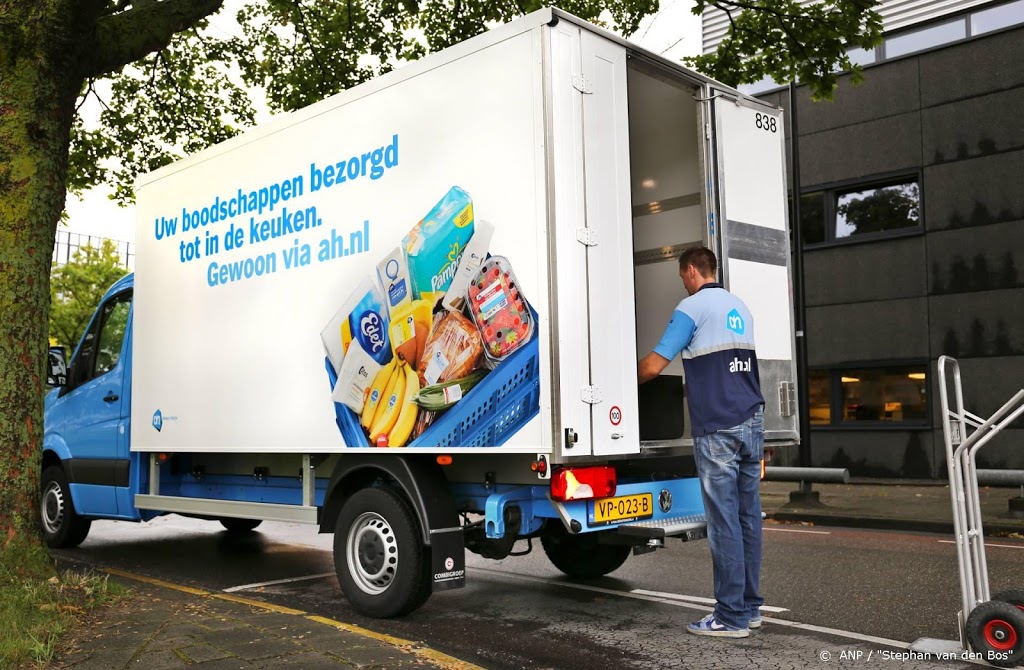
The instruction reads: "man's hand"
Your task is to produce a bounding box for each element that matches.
[637,352,670,385]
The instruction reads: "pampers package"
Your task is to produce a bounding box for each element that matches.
[321,277,392,413]
[403,186,475,305]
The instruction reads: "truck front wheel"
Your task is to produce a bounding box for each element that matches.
[334,487,432,618]
[40,466,92,549]
[542,523,631,579]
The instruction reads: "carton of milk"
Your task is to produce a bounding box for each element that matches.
[403,186,475,306]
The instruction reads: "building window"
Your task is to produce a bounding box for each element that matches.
[885,19,967,59]
[799,176,921,247]
[810,365,929,427]
[971,0,1024,35]
[808,369,832,424]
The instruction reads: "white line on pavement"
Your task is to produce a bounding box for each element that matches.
[938,540,1024,550]
[630,589,789,612]
[763,527,832,535]
[223,573,336,593]
[469,566,911,650]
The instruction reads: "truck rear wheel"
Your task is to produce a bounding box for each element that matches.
[333,487,432,618]
[40,466,91,549]
[542,523,631,579]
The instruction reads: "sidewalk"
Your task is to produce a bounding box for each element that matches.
[761,480,1024,536]
[48,568,478,670]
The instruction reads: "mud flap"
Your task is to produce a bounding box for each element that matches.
[430,527,466,591]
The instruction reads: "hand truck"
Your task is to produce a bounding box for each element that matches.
[912,356,1024,667]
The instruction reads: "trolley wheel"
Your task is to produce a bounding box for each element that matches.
[966,600,1024,668]
[994,590,1024,614]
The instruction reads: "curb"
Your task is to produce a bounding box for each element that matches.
[767,512,1024,537]
[103,568,485,670]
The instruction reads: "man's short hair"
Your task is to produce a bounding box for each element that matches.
[678,246,717,278]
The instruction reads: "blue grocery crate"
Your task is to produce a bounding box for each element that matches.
[325,313,540,448]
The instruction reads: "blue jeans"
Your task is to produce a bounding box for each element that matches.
[694,408,765,630]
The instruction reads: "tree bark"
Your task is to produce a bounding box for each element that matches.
[0,0,80,571]
[0,0,221,570]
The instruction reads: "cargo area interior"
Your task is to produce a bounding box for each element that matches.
[627,60,706,446]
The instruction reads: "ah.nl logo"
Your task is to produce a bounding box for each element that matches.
[152,410,177,432]
[726,309,745,335]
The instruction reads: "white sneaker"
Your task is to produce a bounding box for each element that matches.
[687,614,750,638]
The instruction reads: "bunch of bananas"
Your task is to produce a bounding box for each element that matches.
[361,358,420,447]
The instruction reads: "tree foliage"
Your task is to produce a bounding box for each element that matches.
[69,0,882,205]
[684,0,882,100]
[49,239,130,352]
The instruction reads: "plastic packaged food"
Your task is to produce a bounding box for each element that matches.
[442,219,493,313]
[467,256,534,364]
[416,310,483,387]
[322,277,392,413]
[403,186,475,305]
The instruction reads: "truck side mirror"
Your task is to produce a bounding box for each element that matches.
[47,346,68,387]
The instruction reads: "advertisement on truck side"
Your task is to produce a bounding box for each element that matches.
[132,31,548,453]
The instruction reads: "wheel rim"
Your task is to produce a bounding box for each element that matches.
[41,481,65,535]
[346,512,398,595]
[984,619,1019,651]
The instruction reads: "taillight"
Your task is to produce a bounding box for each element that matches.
[550,466,616,502]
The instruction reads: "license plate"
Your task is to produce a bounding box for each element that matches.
[591,493,654,526]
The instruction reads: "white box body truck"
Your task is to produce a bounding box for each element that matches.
[42,8,798,617]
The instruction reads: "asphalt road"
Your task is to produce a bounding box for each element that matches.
[54,516,1024,669]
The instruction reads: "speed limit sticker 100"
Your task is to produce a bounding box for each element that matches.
[609,406,622,426]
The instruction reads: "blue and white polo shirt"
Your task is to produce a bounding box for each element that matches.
[653,283,764,436]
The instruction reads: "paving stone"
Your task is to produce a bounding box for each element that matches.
[130,648,191,670]
[260,651,358,669]
[178,642,235,663]
[333,646,418,667]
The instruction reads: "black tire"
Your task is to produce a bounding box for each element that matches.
[333,487,432,618]
[541,523,631,579]
[40,465,91,549]
[219,518,262,533]
[966,600,1024,668]
[994,589,1024,614]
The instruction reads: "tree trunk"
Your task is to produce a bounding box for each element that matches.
[0,0,82,574]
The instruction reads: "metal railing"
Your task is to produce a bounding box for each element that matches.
[52,230,134,269]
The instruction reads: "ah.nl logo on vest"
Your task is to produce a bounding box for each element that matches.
[726,308,745,335]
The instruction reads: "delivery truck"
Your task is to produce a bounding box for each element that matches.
[41,7,799,618]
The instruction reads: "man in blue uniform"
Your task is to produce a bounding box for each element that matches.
[637,246,765,639]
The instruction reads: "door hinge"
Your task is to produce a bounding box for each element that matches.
[576,227,598,246]
[572,74,593,94]
[705,123,712,140]
[778,381,796,418]
[581,385,603,404]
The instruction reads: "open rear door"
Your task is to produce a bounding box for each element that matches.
[546,22,640,459]
[578,32,640,457]
[710,93,799,443]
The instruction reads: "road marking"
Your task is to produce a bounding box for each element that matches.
[939,540,1024,550]
[103,568,483,670]
[470,567,911,650]
[630,589,789,613]
[763,527,832,535]
[223,572,335,592]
